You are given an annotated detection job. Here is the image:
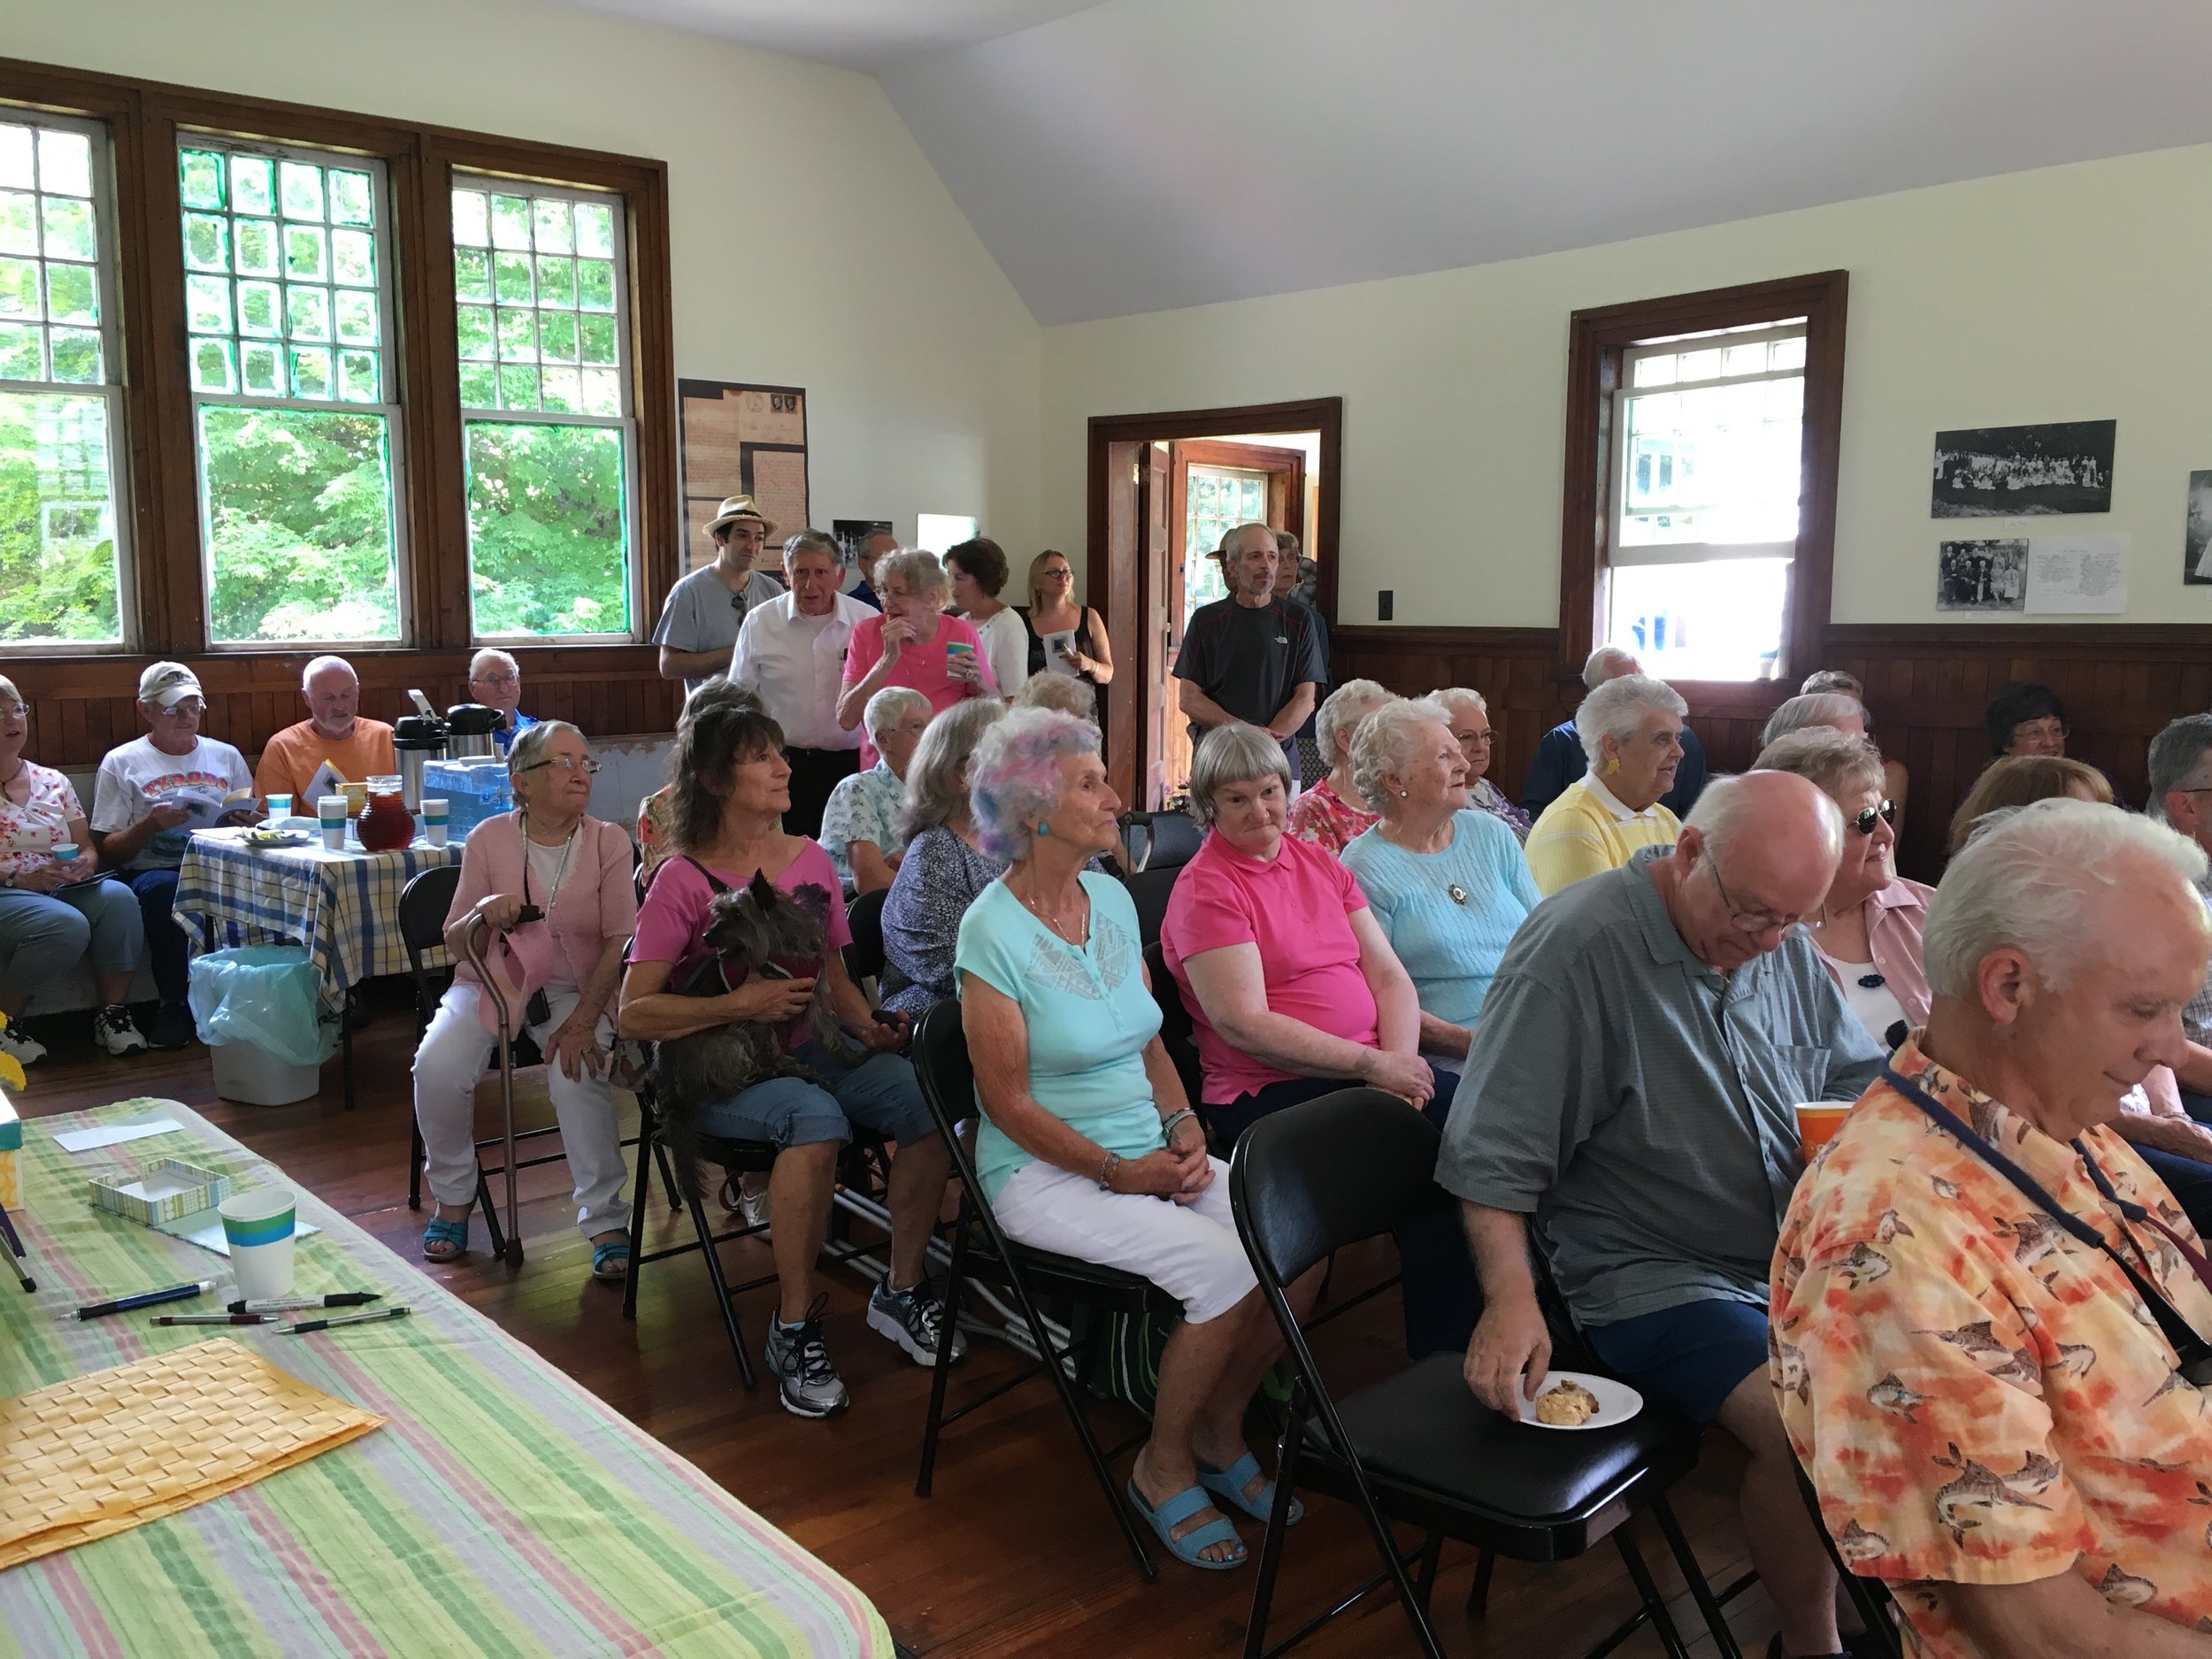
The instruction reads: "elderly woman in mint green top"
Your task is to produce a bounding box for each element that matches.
[1340,698,1541,1069]
[955,707,1321,1575]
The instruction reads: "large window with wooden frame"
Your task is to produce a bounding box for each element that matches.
[1558,271,1847,689]
[0,57,675,664]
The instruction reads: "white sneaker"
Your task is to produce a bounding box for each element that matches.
[94,1005,147,1056]
[0,1023,46,1066]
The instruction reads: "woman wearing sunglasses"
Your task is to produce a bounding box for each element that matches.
[1752,727,1926,1048]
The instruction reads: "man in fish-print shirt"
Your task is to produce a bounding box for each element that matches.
[1774,798,2212,1659]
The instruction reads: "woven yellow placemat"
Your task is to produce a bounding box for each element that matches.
[0,1336,384,1569]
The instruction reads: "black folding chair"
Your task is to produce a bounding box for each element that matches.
[1123,863,1179,949]
[1140,938,1207,1120]
[1119,809,1202,873]
[908,996,1178,1580]
[1231,1090,1740,1659]
[843,885,889,997]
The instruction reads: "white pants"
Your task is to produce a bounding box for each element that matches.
[991,1156,1256,1325]
[411,981,628,1237]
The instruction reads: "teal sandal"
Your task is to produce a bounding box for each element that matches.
[589,1238,631,1282]
[1199,1452,1302,1525]
[1125,1479,1247,1571]
[421,1216,469,1262]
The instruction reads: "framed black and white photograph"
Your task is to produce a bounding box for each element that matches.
[2185,471,2212,585]
[1937,538,2027,611]
[1931,419,2115,518]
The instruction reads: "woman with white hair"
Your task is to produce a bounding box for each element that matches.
[1285,678,1392,853]
[879,698,1010,1019]
[1760,690,1866,750]
[837,549,995,767]
[1798,669,1911,826]
[1340,700,1540,1069]
[465,647,534,755]
[1523,674,1687,895]
[819,687,933,895]
[956,708,1319,1571]
[1431,686,1531,841]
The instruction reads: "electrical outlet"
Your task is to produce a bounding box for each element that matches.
[1377,589,1394,621]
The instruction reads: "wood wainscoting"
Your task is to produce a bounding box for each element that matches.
[1332,623,2212,883]
[9,647,680,772]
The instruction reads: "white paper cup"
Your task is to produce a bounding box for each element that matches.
[265,793,292,820]
[219,1186,297,1301]
[50,842,80,864]
[318,795,348,851]
[422,798,449,847]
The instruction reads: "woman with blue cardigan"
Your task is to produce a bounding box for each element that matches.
[1339,698,1542,1072]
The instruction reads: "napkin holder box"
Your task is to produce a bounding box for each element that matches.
[89,1159,233,1227]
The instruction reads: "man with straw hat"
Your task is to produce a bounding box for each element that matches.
[654,495,787,695]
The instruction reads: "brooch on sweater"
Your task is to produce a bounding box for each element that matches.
[1446,883,1469,906]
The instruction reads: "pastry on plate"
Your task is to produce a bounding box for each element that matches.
[1534,1379,1600,1426]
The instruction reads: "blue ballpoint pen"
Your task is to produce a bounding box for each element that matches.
[76,1278,215,1319]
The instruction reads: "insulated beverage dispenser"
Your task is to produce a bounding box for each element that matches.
[393,714,447,812]
[445,703,502,761]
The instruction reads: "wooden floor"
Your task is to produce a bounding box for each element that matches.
[17,988,1785,1659]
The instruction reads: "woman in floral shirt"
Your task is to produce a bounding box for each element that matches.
[1434,687,1532,842]
[1285,679,1391,855]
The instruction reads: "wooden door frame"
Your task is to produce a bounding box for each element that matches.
[1086,396,1342,804]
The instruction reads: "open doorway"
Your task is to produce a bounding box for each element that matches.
[1087,397,1341,810]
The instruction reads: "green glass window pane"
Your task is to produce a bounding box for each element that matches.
[531,198,572,253]
[288,345,333,399]
[183,211,228,271]
[231,154,274,217]
[234,218,280,278]
[240,342,282,396]
[237,280,282,338]
[575,257,614,313]
[0,390,125,643]
[286,285,330,342]
[496,363,539,409]
[37,130,92,197]
[334,288,378,345]
[573,201,613,257]
[179,149,225,211]
[577,313,615,365]
[337,349,379,403]
[51,326,104,382]
[464,420,631,637]
[457,362,499,408]
[279,161,325,221]
[495,307,536,361]
[456,303,495,361]
[331,228,374,288]
[580,367,621,418]
[0,322,40,378]
[0,257,40,319]
[327,169,373,227]
[490,194,530,250]
[540,365,580,412]
[45,263,96,327]
[537,311,577,362]
[451,188,488,248]
[41,197,95,263]
[535,255,574,309]
[455,248,490,303]
[0,191,32,257]
[190,335,235,393]
[0,127,31,191]
[186,274,232,334]
[285,225,327,280]
[492,251,532,305]
[200,404,400,643]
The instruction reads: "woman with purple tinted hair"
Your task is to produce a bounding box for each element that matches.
[954,708,1322,1572]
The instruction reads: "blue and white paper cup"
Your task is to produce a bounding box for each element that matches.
[219,1186,297,1301]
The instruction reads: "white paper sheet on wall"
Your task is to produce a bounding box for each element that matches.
[2024,534,2129,614]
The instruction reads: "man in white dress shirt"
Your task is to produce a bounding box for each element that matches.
[729,529,873,839]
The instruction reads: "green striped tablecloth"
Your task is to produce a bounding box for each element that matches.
[0,1099,894,1659]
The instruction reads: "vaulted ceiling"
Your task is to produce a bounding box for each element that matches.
[556,0,2212,325]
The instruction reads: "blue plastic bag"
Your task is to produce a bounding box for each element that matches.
[187,946,336,1070]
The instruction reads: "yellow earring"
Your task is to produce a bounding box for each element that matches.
[1604,757,1621,776]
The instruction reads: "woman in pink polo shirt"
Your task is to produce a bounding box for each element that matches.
[836,548,995,769]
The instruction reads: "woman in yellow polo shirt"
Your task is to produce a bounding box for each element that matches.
[1524,674,1686,895]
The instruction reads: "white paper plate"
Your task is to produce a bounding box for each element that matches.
[1517,1371,1644,1431]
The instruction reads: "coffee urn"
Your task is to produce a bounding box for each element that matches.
[393,716,448,812]
[445,703,503,761]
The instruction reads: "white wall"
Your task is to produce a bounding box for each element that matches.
[12,0,1042,558]
[1041,142,2212,629]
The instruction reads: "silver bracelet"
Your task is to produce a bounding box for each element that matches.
[1096,1151,1122,1192]
[1159,1108,1198,1144]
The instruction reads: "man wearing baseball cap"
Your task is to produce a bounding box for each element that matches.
[652,495,787,695]
[89,662,260,1048]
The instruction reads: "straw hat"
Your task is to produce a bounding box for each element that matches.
[703,495,776,541]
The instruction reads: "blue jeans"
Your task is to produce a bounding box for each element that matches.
[697,1041,937,1149]
[0,879,145,998]
[2138,1145,2212,1240]
[126,866,190,1005]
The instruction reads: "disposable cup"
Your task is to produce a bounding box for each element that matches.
[944,641,973,657]
[426,821,448,848]
[219,1186,297,1301]
[50,842,80,864]
[422,799,449,847]
[1794,1102,1850,1156]
[265,793,292,820]
[318,795,348,851]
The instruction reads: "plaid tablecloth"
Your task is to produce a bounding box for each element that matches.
[172,829,463,1009]
[0,1098,895,1659]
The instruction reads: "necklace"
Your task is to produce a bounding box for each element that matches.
[1011,877,1087,946]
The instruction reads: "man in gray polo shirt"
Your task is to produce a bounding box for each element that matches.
[1442,771,1882,1659]
[653,495,787,695]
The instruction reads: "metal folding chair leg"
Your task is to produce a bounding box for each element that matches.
[1649,1491,1745,1659]
[408,1121,425,1210]
[1609,1528,1693,1659]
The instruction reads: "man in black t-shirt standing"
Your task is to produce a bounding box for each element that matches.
[1174,522,1328,785]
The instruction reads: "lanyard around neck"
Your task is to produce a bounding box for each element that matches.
[521,820,579,917]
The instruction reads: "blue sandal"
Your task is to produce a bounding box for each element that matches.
[1199,1452,1303,1525]
[590,1238,631,1282]
[421,1216,468,1262]
[1125,1478,1247,1571]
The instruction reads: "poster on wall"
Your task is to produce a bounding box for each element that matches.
[1930,419,2115,518]
[833,518,894,594]
[678,380,809,575]
[2185,471,2212,585]
[2024,534,2128,615]
[1936,539,2026,611]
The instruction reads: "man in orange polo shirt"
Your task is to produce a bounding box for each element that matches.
[253,655,396,804]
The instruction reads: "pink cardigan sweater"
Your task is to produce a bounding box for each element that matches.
[443,811,638,1013]
[1816,876,1935,1026]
